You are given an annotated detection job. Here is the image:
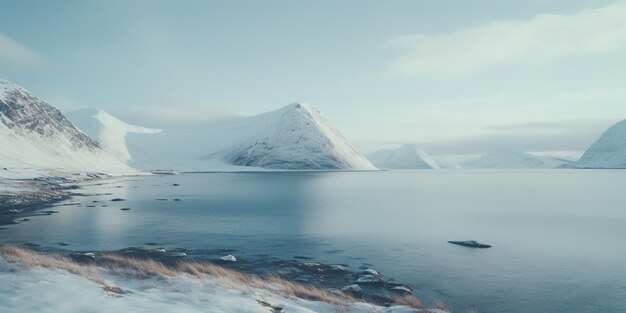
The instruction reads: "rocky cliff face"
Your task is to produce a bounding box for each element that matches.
[0,80,132,174]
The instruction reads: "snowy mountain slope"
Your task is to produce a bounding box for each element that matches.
[126,103,376,171]
[462,150,572,169]
[567,119,626,168]
[367,144,440,169]
[209,103,376,170]
[0,80,133,176]
[67,109,161,163]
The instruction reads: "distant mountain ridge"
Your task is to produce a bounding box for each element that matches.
[462,150,572,169]
[367,144,440,169]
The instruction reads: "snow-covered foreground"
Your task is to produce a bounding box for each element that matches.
[0,246,443,313]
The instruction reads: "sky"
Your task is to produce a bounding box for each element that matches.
[2,0,626,157]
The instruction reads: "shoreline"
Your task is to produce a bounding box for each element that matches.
[0,178,71,227]
[0,244,445,313]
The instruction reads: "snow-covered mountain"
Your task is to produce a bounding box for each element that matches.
[0,80,133,175]
[206,103,376,170]
[462,150,572,169]
[67,109,161,163]
[567,119,626,168]
[367,144,440,169]
[124,103,376,171]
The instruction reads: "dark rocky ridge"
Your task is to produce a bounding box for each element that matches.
[0,80,101,151]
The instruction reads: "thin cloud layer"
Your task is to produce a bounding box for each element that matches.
[0,33,44,68]
[388,3,626,78]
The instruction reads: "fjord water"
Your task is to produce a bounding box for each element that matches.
[2,170,625,312]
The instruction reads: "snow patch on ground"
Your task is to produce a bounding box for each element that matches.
[0,259,436,313]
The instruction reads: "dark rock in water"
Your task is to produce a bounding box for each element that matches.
[144,242,160,246]
[57,242,70,246]
[111,198,126,202]
[389,286,412,293]
[325,249,343,254]
[155,198,167,201]
[173,199,181,201]
[101,205,108,207]
[448,240,492,248]
[120,208,131,211]
[103,286,124,294]
[171,183,180,186]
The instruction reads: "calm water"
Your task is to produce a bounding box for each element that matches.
[1,170,625,312]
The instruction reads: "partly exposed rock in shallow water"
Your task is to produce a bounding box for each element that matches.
[219,255,237,262]
[56,246,416,307]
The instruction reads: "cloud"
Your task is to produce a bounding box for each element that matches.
[388,3,626,78]
[0,33,45,68]
[111,104,239,129]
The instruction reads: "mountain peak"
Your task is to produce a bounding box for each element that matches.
[213,103,376,170]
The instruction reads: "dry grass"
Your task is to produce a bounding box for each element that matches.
[0,245,104,285]
[394,294,424,309]
[1,244,435,311]
[0,245,349,306]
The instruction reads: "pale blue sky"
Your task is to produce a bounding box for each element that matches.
[1,0,625,156]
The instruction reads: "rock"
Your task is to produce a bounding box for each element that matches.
[219,255,237,262]
[330,264,348,271]
[391,286,412,293]
[356,274,383,283]
[103,286,124,294]
[363,268,380,276]
[120,208,131,211]
[167,251,187,258]
[71,252,96,262]
[341,284,363,293]
[111,198,126,202]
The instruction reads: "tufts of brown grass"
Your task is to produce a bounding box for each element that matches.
[0,245,354,307]
[266,274,349,305]
[394,294,424,309]
[0,245,104,285]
